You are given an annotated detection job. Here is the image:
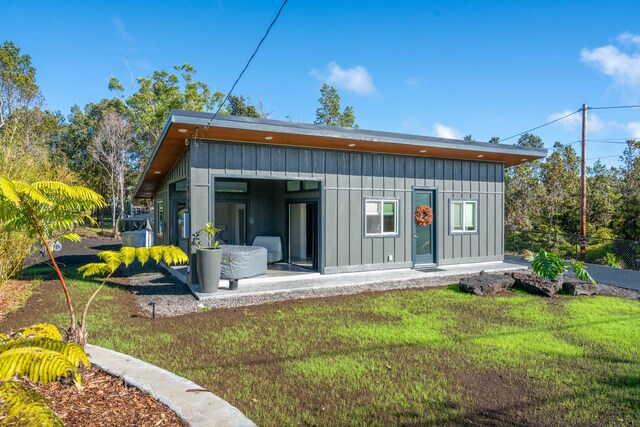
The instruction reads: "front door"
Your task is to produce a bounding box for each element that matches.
[413,189,436,266]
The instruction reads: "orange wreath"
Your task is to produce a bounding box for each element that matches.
[414,205,433,227]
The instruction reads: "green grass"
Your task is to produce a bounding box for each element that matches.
[2,270,639,426]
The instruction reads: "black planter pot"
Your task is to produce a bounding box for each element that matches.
[196,248,222,293]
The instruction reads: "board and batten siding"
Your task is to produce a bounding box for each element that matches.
[188,139,504,274]
[153,150,189,245]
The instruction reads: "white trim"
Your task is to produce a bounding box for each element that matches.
[364,199,399,237]
[450,200,477,234]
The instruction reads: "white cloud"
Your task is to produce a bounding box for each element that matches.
[627,122,640,138]
[433,123,462,139]
[112,16,130,41]
[581,33,640,87]
[311,62,376,95]
[617,32,640,46]
[547,110,604,132]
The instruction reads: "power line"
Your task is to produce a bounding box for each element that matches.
[200,0,289,138]
[588,104,640,110]
[498,109,582,143]
[586,155,620,161]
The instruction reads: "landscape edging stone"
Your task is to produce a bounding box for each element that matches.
[85,344,256,427]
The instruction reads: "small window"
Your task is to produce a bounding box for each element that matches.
[216,180,248,193]
[286,180,320,192]
[365,199,398,236]
[451,200,477,233]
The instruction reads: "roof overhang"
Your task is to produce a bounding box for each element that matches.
[134,110,547,199]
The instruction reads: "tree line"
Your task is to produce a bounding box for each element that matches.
[2,38,640,283]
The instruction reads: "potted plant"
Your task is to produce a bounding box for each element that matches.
[192,222,222,293]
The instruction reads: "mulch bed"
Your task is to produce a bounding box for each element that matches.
[31,365,187,426]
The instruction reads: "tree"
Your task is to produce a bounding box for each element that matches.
[0,40,41,129]
[488,136,500,144]
[111,64,224,159]
[463,134,473,141]
[314,84,357,128]
[540,142,580,233]
[614,140,640,240]
[504,133,545,230]
[227,95,268,118]
[91,109,136,238]
[0,177,106,344]
[586,160,618,232]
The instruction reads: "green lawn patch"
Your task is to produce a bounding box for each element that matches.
[2,274,639,426]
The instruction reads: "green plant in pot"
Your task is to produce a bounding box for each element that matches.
[192,222,222,293]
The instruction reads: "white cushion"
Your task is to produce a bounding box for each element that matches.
[252,236,283,263]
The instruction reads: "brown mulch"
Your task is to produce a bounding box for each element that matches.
[31,365,187,427]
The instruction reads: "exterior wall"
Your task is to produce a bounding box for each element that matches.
[188,139,504,274]
[153,150,189,245]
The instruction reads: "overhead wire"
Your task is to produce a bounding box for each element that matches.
[497,109,582,143]
[199,0,289,139]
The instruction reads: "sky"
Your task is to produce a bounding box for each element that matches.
[3,0,640,167]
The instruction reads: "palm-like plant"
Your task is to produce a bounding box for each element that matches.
[530,250,595,284]
[77,246,188,342]
[0,176,106,344]
[0,324,89,426]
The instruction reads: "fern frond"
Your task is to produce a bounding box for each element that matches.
[0,347,81,385]
[0,339,89,368]
[0,381,64,427]
[0,176,21,207]
[149,246,163,264]
[10,181,52,206]
[61,232,82,243]
[135,247,150,266]
[6,324,62,342]
[119,246,136,268]
[77,263,113,278]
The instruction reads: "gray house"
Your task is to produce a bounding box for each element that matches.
[134,110,546,285]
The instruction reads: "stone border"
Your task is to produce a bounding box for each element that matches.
[85,344,256,427]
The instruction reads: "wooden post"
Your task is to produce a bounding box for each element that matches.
[580,104,587,261]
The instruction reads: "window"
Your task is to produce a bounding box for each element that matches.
[286,180,320,192]
[365,199,398,236]
[156,200,164,236]
[450,200,477,233]
[215,180,248,193]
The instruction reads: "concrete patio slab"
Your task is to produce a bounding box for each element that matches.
[164,260,529,308]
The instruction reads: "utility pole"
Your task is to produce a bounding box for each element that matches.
[579,104,587,261]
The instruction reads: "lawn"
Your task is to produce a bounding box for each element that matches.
[3,266,639,426]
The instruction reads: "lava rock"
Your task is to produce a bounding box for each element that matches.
[459,274,515,295]
[511,272,561,297]
[562,278,599,296]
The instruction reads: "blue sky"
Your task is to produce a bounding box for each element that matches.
[3,0,640,166]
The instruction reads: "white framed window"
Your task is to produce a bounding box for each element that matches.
[450,200,477,233]
[365,199,398,236]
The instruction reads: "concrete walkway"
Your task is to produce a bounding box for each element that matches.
[86,344,255,427]
[505,255,640,291]
[185,260,528,306]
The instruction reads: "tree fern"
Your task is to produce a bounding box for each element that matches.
[0,175,106,345]
[0,324,90,426]
[0,381,63,427]
[1,339,89,369]
[0,347,81,385]
[77,246,188,342]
